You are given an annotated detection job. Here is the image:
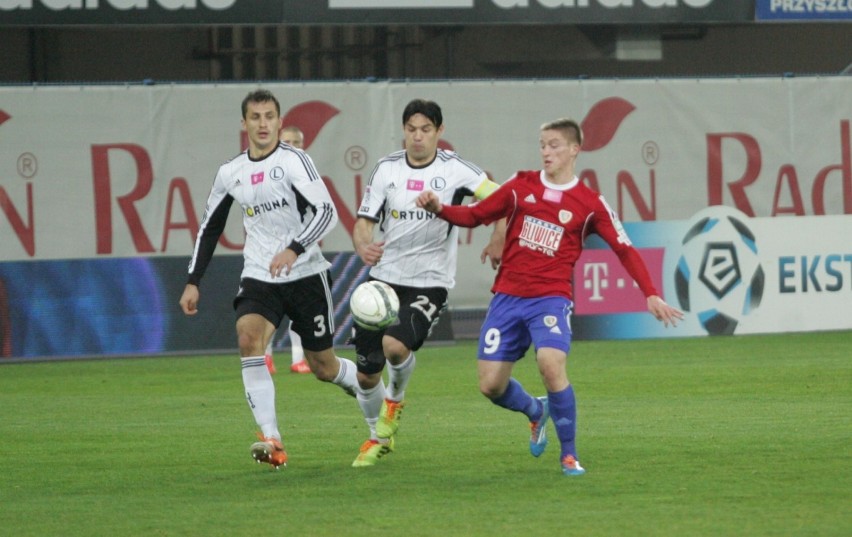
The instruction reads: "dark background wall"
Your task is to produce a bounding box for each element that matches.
[1,23,850,83]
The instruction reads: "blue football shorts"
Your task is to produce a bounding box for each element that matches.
[478,293,573,362]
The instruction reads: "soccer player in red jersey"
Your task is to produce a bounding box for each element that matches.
[417,118,683,475]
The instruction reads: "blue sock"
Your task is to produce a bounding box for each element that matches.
[491,378,541,420]
[549,385,578,459]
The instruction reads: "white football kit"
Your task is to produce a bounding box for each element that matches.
[357,148,491,288]
[188,143,337,286]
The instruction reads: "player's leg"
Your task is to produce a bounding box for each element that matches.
[382,335,415,399]
[376,285,448,439]
[351,326,393,467]
[288,321,310,373]
[352,372,394,468]
[264,328,277,374]
[354,326,387,433]
[535,348,583,473]
[288,271,358,396]
[236,313,279,440]
[477,294,550,456]
[233,280,288,468]
[356,372,386,438]
[527,297,584,475]
[375,334,411,440]
[304,347,358,396]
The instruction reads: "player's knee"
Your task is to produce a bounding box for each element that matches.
[237,330,263,356]
[357,370,382,390]
[312,366,335,382]
[479,383,503,400]
[303,350,336,381]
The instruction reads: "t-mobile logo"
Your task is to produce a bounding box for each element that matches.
[583,262,611,301]
[575,248,665,315]
[583,262,641,302]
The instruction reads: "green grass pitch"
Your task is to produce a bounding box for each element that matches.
[1,331,850,536]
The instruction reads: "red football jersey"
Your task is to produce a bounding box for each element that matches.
[439,170,658,300]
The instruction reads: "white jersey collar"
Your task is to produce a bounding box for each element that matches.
[539,170,579,191]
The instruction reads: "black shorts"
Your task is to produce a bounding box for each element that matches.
[352,281,448,375]
[233,272,335,352]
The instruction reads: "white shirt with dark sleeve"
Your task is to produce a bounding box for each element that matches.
[187,143,337,286]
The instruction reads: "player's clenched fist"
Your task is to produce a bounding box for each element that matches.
[416,191,442,213]
[179,284,199,315]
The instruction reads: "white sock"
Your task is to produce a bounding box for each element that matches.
[387,352,416,401]
[241,356,280,440]
[356,380,386,439]
[289,324,304,364]
[333,356,359,396]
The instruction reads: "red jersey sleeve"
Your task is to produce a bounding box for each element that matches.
[438,180,514,228]
[612,247,659,298]
[437,203,482,227]
[590,197,659,298]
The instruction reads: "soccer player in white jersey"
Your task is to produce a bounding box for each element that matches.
[263,125,310,375]
[179,90,359,469]
[350,98,504,467]
[417,118,683,475]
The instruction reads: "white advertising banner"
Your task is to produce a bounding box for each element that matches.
[1,77,851,309]
[574,206,852,338]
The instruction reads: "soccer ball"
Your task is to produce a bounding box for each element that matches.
[349,281,400,331]
[673,207,764,335]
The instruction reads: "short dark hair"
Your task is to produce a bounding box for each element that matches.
[402,99,443,128]
[540,118,583,146]
[241,89,281,119]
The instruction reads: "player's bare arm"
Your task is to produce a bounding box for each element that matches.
[179,284,200,315]
[415,191,442,213]
[647,295,684,327]
[353,217,385,266]
[480,218,507,270]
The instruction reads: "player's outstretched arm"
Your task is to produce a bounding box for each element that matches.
[647,295,684,327]
[180,284,200,315]
[419,189,489,228]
